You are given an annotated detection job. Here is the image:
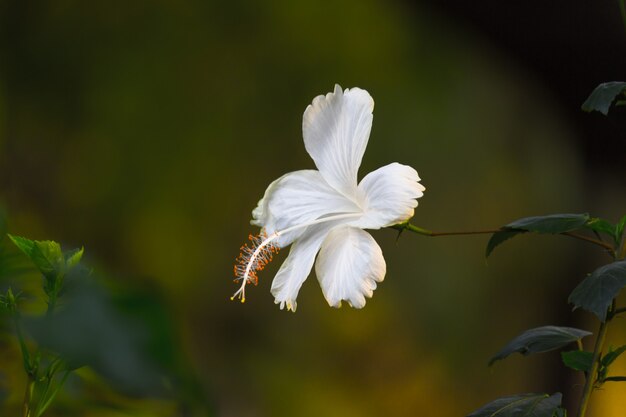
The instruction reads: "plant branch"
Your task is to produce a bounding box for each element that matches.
[561,232,615,252]
[22,377,34,417]
[604,376,626,382]
[13,315,32,375]
[576,313,611,417]
[34,370,70,417]
[610,306,626,318]
[391,222,615,252]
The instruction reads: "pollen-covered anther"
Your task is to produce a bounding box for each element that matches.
[231,231,280,303]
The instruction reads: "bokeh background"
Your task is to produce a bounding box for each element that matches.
[1,0,625,416]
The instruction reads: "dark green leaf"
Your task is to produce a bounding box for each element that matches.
[467,393,562,417]
[604,376,626,382]
[554,407,566,417]
[505,213,589,234]
[486,230,524,258]
[489,326,592,366]
[486,214,589,257]
[581,81,626,115]
[569,260,626,321]
[602,345,626,367]
[561,350,593,372]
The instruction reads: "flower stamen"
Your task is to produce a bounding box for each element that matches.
[232,231,279,303]
[231,212,362,303]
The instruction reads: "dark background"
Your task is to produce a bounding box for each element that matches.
[421,0,626,169]
[0,1,624,416]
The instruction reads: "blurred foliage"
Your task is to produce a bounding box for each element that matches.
[1,0,625,416]
[0,231,210,415]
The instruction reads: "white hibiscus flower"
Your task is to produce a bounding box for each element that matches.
[233,85,425,312]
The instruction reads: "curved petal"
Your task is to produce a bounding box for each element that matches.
[354,162,425,229]
[270,223,335,312]
[251,170,361,247]
[303,84,374,200]
[315,226,386,309]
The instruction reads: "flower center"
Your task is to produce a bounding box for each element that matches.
[231,212,362,303]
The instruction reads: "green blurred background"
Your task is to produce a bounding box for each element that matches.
[1,0,625,416]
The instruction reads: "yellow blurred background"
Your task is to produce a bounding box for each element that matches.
[1,0,625,416]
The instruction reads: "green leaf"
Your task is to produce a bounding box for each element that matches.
[489,326,592,366]
[602,345,626,367]
[561,350,593,372]
[581,81,626,115]
[486,214,589,257]
[64,247,84,269]
[585,218,618,243]
[8,235,36,258]
[617,215,626,243]
[505,213,590,234]
[486,230,524,258]
[32,240,64,277]
[467,393,562,417]
[604,376,626,382]
[8,235,64,279]
[569,260,626,321]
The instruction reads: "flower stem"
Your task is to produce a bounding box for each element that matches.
[576,315,610,417]
[392,222,614,252]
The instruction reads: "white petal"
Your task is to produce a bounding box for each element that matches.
[315,226,386,309]
[270,223,334,312]
[251,170,361,247]
[354,163,425,229]
[303,84,374,199]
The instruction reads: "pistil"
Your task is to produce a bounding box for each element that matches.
[232,212,362,302]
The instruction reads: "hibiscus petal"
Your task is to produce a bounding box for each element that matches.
[303,84,374,200]
[315,226,386,309]
[354,162,425,229]
[251,170,361,247]
[271,223,335,312]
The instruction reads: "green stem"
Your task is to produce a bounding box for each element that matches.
[46,293,57,318]
[13,315,32,375]
[12,304,39,417]
[390,223,436,236]
[576,314,610,417]
[22,377,34,417]
[392,222,615,252]
[34,371,70,417]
